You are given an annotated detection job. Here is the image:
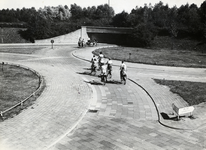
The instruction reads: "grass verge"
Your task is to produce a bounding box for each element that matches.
[154,79,206,106]
[94,46,206,68]
[0,64,45,120]
[94,46,206,106]
[0,46,46,54]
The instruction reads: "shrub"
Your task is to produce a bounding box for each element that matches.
[127,23,156,47]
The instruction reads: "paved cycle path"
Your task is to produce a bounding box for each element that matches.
[47,45,206,150]
[0,44,205,150]
[0,45,93,150]
[73,45,206,130]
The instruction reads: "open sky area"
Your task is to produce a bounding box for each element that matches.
[0,0,204,14]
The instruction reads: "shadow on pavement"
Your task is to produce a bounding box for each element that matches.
[77,72,123,85]
[106,80,122,84]
[161,112,177,120]
[76,71,93,76]
[83,68,91,70]
[84,80,104,85]
[160,112,195,122]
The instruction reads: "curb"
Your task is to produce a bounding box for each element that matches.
[128,78,190,130]
[72,48,194,130]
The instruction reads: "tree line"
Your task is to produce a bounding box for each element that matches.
[0,1,206,46]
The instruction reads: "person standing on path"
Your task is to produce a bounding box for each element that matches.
[78,37,83,47]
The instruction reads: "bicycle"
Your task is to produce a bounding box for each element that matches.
[106,63,112,79]
[101,73,107,85]
[120,70,127,85]
[100,64,107,85]
[90,63,97,75]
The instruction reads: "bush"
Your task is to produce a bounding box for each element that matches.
[127,23,156,47]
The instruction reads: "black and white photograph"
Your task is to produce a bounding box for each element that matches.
[0,0,205,150]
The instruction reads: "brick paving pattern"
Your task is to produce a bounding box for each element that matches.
[0,44,206,150]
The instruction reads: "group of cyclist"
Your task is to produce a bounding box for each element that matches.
[78,37,97,47]
[90,51,127,85]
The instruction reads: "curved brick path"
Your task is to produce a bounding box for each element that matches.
[0,44,206,150]
[73,45,206,130]
[0,45,93,150]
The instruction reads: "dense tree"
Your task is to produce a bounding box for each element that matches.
[38,5,71,21]
[167,6,178,37]
[143,4,153,24]
[200,1,206,23]
[152,1,169,27]
[70,3,83,20]
[94,4,114,20]
[127,6,145,27]
[84,6,97,19]
[112,11,129,27]
[200,1,206,40]
[128,23,156,47]
[0,1,206,45]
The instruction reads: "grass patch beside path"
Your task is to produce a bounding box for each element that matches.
[154,79,206,106]
[94,46,206,105]
[0,46,46,54]
[94,47,206,68]
[0,64,43,119]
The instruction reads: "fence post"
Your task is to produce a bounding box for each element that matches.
[20,100,23,106]
[0,111,4,120]
[51,40,54,49]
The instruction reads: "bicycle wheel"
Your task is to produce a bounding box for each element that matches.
[103,76,106,85]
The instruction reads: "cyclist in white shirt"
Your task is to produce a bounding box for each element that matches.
[120,61,127,84]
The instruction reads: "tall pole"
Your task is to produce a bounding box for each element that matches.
[108,0,110,6]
